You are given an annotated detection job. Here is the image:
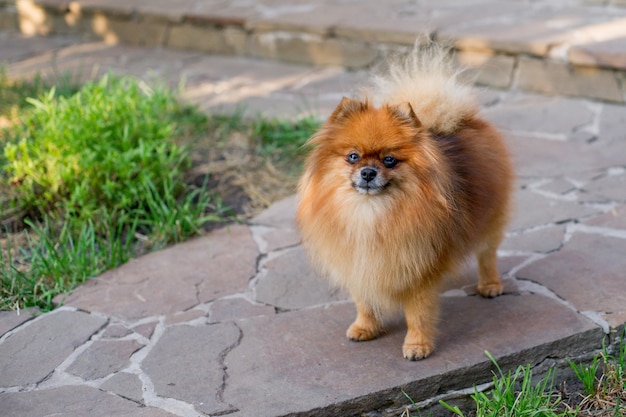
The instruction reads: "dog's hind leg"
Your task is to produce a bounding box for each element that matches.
[475,224,505,298]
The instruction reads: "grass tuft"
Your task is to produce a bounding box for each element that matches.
[405,335,626,417]
[570,330,626,416]
[1,216,137,311]
[3,75,191,220]
[252,115,319,161]
[0,73,226,310]
[568,355,601,397]
[437,351,574,417]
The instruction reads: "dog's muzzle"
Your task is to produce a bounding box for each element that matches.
[353,167,387,195]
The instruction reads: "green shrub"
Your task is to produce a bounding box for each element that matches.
[1,74,223,310]
[3,75,191,220]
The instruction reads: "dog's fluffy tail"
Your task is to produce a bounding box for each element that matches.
[365,41,478,135]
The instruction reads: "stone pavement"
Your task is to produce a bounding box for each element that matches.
[1,2,626,416]
[3,0,626,103]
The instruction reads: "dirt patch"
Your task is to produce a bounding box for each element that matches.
[184,130,301,220]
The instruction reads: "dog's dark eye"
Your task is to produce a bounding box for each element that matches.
[382,156,398,168]
[347,152,361,164]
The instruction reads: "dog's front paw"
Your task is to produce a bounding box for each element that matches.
[402,342,434,361]
[346,322,380,341]
[477,282,504,298]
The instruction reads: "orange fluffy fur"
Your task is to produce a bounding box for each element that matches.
[296,42,513,360]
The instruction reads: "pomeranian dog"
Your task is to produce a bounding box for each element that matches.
[296,42,513,360]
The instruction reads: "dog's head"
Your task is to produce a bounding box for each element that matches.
[308,97,433,197]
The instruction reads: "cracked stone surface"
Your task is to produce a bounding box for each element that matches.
[56,225,258,321]
[0,308,38,338]
[500,225,566,253]
[208,297,275,323]
[509,188,600,231]
[224,295,601,417]
[254,246,349,310]
[517,233,626,328]
[67,339,145,380]
[580,171,626,203]
[0,385,175,417]
[585,204,626,229]
[142,323,241,416]
[0,310,107,387]
[483,94,596,138]
[100,372,145,404]
[2,19,626,417]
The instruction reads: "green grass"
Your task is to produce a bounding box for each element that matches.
[3,75,193,219]
[0,73,227,310]
[403,332,626,417]
[440,351,573,417]
[1,217,136,310]
[252,115,318,161]
[206,109,319,170]
[569,355,601,397]
[568,330,626,416]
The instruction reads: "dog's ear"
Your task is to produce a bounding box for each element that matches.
[391,102,423,129]
[329,97,368,123]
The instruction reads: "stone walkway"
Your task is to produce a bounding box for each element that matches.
[1,1,626,416]
[3,0,626,103]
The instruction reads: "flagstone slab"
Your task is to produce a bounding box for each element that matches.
[100,371,145,404]
[585,204,626,229]
[223,294,601,417]
[509,188,600,231]
[57,225,258,320]
[208,297,275,323]
[501,225,566,253]
[67,339,144,380]
[569,38,626,70]
[504,133,603,178]
[483,93,595,138]
[579,171,626,203]
[249,195,301,253]
[537,178,578,195]
[254,246,348,310]
[0,310,107,387]
[0,31,77,62]
[251,195,297,228]
[142,322,241,416]
[598,103,626,142]
[101,324,133,338]
[251,224,301,254]
[0,308,38,338]
[516,56,623,103]
[0,385,174,417]
[516,233,626,329]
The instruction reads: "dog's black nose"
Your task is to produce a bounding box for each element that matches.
[361,168,377,182]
